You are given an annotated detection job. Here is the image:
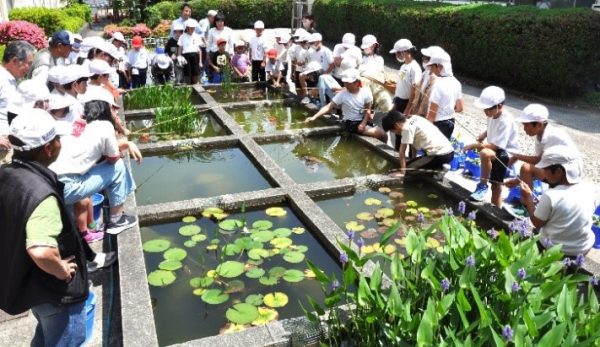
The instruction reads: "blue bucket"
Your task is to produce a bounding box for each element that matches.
[83,290,96,345]
[505,179,544,204]
[91,193,104,222]
[463,150,481,179]
[592,205,600,249]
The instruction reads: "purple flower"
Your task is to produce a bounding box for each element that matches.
[541,237,553,248]
[458,201,466,215]
[441,278,450,292]
[502,325,513,341]
[468,211,477,221]
[511,282,520,292]
[590,276,599,286]
[465,255,476,267]
[346,230,355,241]
[447,207,454,216]
[331,279,340,291]
[575,254,585,267]
[563,258,572,267]
[339,252,349,265]
[417,213,425,223]
[509,218,530,237]
[487,228,499,240]
[357,237,365,249]
[517,268,526,280]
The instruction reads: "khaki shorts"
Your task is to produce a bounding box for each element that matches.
[0,149,13,165]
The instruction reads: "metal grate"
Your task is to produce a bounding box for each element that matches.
[281,316,323,347]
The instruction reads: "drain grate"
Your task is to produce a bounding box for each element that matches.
[280,316,323,347]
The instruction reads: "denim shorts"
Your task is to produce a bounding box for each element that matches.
[31,299,86,347]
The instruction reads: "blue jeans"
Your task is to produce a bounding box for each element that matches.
[31,300,86,347]
[59,159,136,208]
[317,74,341,106]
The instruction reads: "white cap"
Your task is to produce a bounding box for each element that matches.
[389,39,412,53]
[293,28,308,38]
[421,45,445,58]
[280,34,291,44]
[172,21,185,31]
[156,54,171,69]
[341,68,361,83]
[48,65,68,84]
[9,109,58,151]
[535,145,582,184]
[307,33,322,43]
[81,36,106,50]
[48,93,73,111]
[302,61,322,74]
[72,33,83,42]
[184,18,198,28]
[89,59,115,75]
[234,39,246,47]
[426,50,451,66]
[112,32,126,43]
[341,33,355,48]
[97,41,121,60]
[207,9,218,16]
[517,104,549,123]
[360,34,377,49]
[473,86,505,109]
[274,30,282,37]
[18,80,50,107]
[254,20,265,29]
[82,86,119,108]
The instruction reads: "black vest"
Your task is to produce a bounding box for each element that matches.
[0,159,88,315]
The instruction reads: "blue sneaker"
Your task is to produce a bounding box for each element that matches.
[470,182,489,201]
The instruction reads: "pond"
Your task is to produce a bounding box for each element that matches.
[204,85,282,103]
[132,147,272,205]
[228,104,328,134]
[261,135,397,184]
[141,206,342,345]
[127,112,226,143]
[124,85,204,110]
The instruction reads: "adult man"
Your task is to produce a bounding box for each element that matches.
[0,110,88,345]
[519,145,595,256]
[169,3,193,39]
[30,31,72,85]
[1,40,35,161]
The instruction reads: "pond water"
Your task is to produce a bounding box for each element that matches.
[132,147,271,205]
[126,112,226,143]
[228,104,327,134]
[261,135,397,184]
[141,206,342,345]
[204,85,282,103]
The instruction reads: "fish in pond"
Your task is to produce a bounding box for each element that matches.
[301,155,324,165]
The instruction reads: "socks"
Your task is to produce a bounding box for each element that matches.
[110,213,122,223]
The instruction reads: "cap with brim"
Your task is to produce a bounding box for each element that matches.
[360,34,377,49]
[51,30,71,46]
[96,41,122,60]
[172,22,185,31]
[341,33,356,48]
[112,32,126,43]
[57,65,91,85]
[302,61,322,75]
[89,59,115,75]
[267,48,277,58]
[48,65,68,84]
[9,109,57,151]
[307,33,322,43]
[82,86,119,109]
[473,86,505,109]
[426,51,451,66]
[132,36,143,48]
[517,103,549,123]
[18,80,50,105]
[207,10,218,16]
[185,19,198,28]
[280,34,290,44]
[421,46,444,58]
[254,20,265,29]
[535,145,582,184]
[234,40,246,47]
[341,68,360,83]
[72,33,83,42]
[217,38,227,46]
[293,28,307,38]
[156,55,171,69]
[48,94,73,111]
[389,39,412,54]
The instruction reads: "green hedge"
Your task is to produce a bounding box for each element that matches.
[9,4,91,36]
[313,0,600,97]
[150,0,292,29]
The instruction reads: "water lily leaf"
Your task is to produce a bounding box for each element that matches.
[246,267,266,279]
[360,228,378,239]
[292,245,308,253]
[283,251,305,263]
[164,248,187,261]
[395,202,407,210]
[404,216,416,223]
[270,237,293,249]
[273,228,292,237]
[143,239,171,253]
[345,221,365,232]
[264,292,289,308]
[252,230,274,243]
[406,208,418,215]
[190,276,214,288]
[219,323,247,335]
[159,259,182,271]
[201,289,230,305]
[389,191,404,199]
[304,269,316,279]
[384,244,397,255]
[202,207,227,219]
[291,227,305,234]
[216,261,245,278]
[211,239,220,244]
[395,238,407,246]
[418,207,430,213]
[265,207,287,217]
[245,294,264,306]
[378,187,391,193]
[251,307,279,325]
[223,243,243,256]
[246,259,263,266]
[364,198,382,206]
[282,269,304,282]
[252,220,273,230]
[406,200,418,207]
[426,237,441,249]
[356,212,374,221]
[361,243,382,255]
[224,279,245,294]
[219,219,244,231]
[382,218,399,227]
[226,303,259,325]
[269,266,286,278]
[191,234,207,242]
[206,244,219,251]
[248,248,270,260]
[376,208,394,218]
[259,276,278,286]
[183,240,197,248]
[192,288,206,296]
[427,193,438,199]
[182,216,197,223]
[147,270,176,287]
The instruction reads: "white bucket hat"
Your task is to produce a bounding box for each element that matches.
[341,33,356,48]
[341,68,360,83]
[426,51,453,76]
[360,35,377,49]
[234,40,246,48]
[82,85,119,108]
[112,32,126,43]
[535,145,583,184]
[89,59,115,75]
[48,93,73,111]
[156,54,171,70]
[307,33,322,43]
[473,86,505,109]
[184,18,198,28]
[517,104,549,123]
[9,109,57,151]
[18,80,50,107]
[254,20,265,29]
[207,9,218,17]
[421,45,445,58]
[172,21,185,32]
[48,65,68,84]
[389,39,412,54]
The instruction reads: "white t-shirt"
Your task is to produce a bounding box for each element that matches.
[178,32,202,54]
[265,59,284,77]
[207,27,234,53]
[308,46,334,72]
[534,124,577,156]
[249,35,268,61]
[197,18,210,45]
[169,17,187,38]
[401,115,454,156]
[535,183,596,256]
[332,87,373,122]
[395,60,422,99]
[361,55,384,71]
[127,48,149,69]
[428,76,462,122]
[275,43,289,63]
[290,44,309,72]
[332,44,361,78]
[50,120,120,176]
[486,111,520,154]
[0,65,18,135]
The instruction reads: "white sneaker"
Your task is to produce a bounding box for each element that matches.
[301,96,310,104]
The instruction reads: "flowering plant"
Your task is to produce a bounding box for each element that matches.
[305,206,600,345]
[152,20,171,38]
[0,20,47,49]
[131,24,151,38]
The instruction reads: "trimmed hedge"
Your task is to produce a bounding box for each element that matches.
[150,0,292,29]
[9,4,91,36]
[313,0,600,97]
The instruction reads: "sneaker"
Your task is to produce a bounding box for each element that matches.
[470,182,489,201]
[87,251,117,273]
[83,230,104,244]
[106,214,138,235]
[300,96,310,104]
[503,203,530,219]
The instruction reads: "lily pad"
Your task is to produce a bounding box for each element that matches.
[164,248,187,261]
[219,219,244,231]
[264,292,289,308]
[143,239,171,253]
[252,230,274,243]
[206,244,219,251]
[293,245,309,253]
[265,207,287,217]
[382,218,399,227]
[245,294,264,306]
[179,224,201,236]
[364,198,382,206]
[389,191,404,199]
[418,207,430,213]
[147,270,176,287]
[304,269,316,279]
[406,200,418,207]
[224,280,245,294]
[247,259,264,266]
[202,207,228,219]
[226,303,259,325]
[216,261,245,278]
[182,216,197,223]
[360,228,378,239]
[183,240,197,248]
[378,187,391,193]
[251,307,279,326]
[283,251,305,264]
[384,244,397,255]
[223,243,243,256]
[191,234,208,242]
[269,266,286,278]
[406,208,418,215]
[282,269,304,283]
[259,276,278,286]
[345,221,365,232]
[356,212,374,221]
[219,323,247,335]
[246,267,266,279]
[376,208,395,218]
[248,248,270,260]
[291,227,305,235]
[192,288,206,296]
[270,237,293,249]
[201,289,230,305]
[426,237,441,249]
[427,193,438,199]
[252,220,273,230]
[159,259,182,271]
[190,276,214,288]
[395,202,408,210]
[273,228,292,237]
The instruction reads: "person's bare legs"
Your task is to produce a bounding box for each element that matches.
[360,126,388,143]
[491,183,503,208]
[519,163,545,189]
[299,74,308,97]
[74,198,91,233]
[479,148,495,186]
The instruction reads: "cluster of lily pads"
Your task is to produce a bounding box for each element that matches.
[142,206,318,334]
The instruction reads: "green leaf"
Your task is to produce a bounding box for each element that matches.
[523,307,539,337]
[142,239,171,253]
[438,293,455,318]
[343,265,357,286]
[273,227,292,237]
[251,230,275,242]
[178,224,201,236]
[163,248,187,261]
[490,327,505,347]
[248,248,270,260]
[189,276,213,288]
[265,207,287,217]
[369,264,383,291]
[245,294,264,306]
[358,276,373,306]
[386,282,402,317]
[182,216,196,223]
[270,237,293,249]
[283,251,305,263]
[264,292,289,308]
[417,313,433,346]
[226,303,259,324]
[543,261,564,277]
[201,289,229,305]
[380,221,401,246]
[470,284,491,327]
[245,267,266,279]
[557,284,573,322]
[537,322,566,347]
[259,276,278,286]
[147,270,176,287]
[269,266,286,278]
[252,219,273,230]
[219,219,244,231]
[158,259,182,271]
[307,260,329,282]
[216,261,245,278]
[282,269,304,283]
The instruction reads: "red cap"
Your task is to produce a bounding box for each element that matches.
[267,48,277,58]
[132,36,143,48]
[217,38,227,46]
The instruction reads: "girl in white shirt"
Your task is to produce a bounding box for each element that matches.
[360,35,384,72]
[426,51,463,140]
[177,19,202,85]
[389,39,422,115]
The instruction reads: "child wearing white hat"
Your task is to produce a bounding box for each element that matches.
[360,35,384,71]
[177,18,202,85]
[389,39,422,116]
[300,33,334,103]
[249,20,267,82]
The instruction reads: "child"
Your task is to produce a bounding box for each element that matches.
[166,22,184,84]
[465,86,519,207]
[231,40,250,82]
[209,38,230,83]
[389,39,422,115]
[177,18,202,85]
[300,33,334,103]
[289,30,310,89]
[360,35,384,71]
[275,33,292,84]
[249,20,267,82]
[151,48,174,85]
[265,48,284,87]
[127,36,149,88]
[426,50,463,139]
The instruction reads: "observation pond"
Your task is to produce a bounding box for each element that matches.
[227,104,328,134]
[132,147,271,205]
[141,206,342,345]
[261,135,397,184]
[205,85,282,103]
[126,112,226,143]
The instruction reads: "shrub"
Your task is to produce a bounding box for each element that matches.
[9,4,91,35]
[132,23,152,38]
[313,0,600,97]
[152,20,172,38]
[0,45,5,60]
[0,20,47,49]
[143,5,162,29]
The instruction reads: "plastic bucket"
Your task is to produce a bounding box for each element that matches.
[83,290,96,345]
[463,150,481,179]
[593,205,600,249]
[91,193,104,222]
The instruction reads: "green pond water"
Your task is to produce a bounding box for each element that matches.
[228,104,328,134]
[141,206,342,345]
[132,147,271,205]
[205,85,282,103]
[126,113,226,143]
[261,135,397,184]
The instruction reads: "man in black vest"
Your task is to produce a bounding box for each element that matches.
[0,109,88,346]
